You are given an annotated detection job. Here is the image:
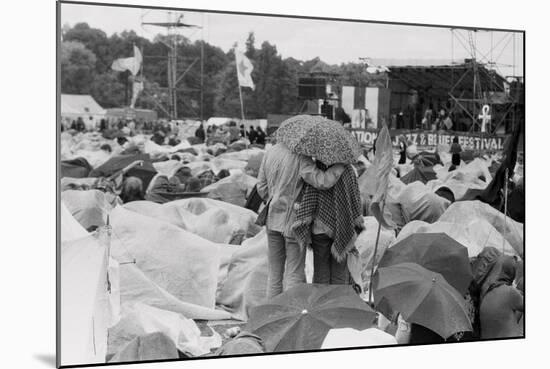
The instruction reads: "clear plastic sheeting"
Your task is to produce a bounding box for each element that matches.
[165,198,261,238]
[430,158,493,199]
[321,328,397,349]
[62,189,117,230]
[108,303,222,358]
[110,206,221,309]
[217,148,266,161]
[152,159,183,177]
[60,235,110,366]
[108,332,179,363]
[123,200,249,244]
[216,230,268,321]
[395,219,517,257]
[61,201,89,243]
[354,217,396,290]
[116,260,232,320]
[396,181,451,224]
[440,201,524,256]
[123,200,195,230]
[202,170,258,194]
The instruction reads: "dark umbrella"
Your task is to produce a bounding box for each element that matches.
[276,115,361,165]
[400,166,437,185]
[60,157,93,179]
[245,284,376,352]
[89,153,158,190]
[373,262,472,339]
[411,151,442,167]
[378,233,473,295]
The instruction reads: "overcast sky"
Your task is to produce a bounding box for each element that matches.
[61,2,524,77]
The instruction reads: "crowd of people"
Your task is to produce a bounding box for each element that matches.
[194,121,267,147]
[60,113,523,363]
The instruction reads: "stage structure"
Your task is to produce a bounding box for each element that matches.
[141,11,203,120]
[447,29,523,134]
[296,60,340,120]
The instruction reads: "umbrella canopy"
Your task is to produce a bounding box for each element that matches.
[379,233,472,295]
[373,262,472,339]
[411,151,442,167]
[89,153,157,189]
[61,157,93,179]
[245,284,376,352]
[400,166,437,185]
[276,115,361,165]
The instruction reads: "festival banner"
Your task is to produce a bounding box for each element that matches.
[349,128,508,152]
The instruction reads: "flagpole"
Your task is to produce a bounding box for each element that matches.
[235,50,248,150]
[502,168,509,254]
[368,200,385,305]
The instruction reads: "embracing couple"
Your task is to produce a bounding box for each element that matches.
[256,142,364,299]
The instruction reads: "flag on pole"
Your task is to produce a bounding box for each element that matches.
[235,51,255,90]
[111,45,142,76]
[369,125,396,229]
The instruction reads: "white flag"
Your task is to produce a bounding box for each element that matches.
[235,51,254,90]
[112,45,142,76]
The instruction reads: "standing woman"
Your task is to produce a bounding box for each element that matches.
[292,160,364,285]
[449,136,462,171]
[398,135,407,164]
[256,143,345,299]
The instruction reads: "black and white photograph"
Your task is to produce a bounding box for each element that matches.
[56,1,525,367]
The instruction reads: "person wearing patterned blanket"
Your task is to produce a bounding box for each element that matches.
[292,163,364,284]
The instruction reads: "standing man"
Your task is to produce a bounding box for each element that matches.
[248,126,258,145]
[255,126,266,146]
[195,122,206,143]
[228,121,240,144]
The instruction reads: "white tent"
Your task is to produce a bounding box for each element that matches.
[61,94,106,130]
[60,234,111,366]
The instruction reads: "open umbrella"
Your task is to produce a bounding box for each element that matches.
[411,151,442,167]
[89,153,158,190]
[245,284,376,352]
[276,115,361,165]
[400,166,437,185]
[373,262,472,339]
[378,233,473,295]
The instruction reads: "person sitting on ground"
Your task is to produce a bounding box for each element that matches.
[239,124,246,138]
[479,256,523,339]
[217,169,231,180]
[168,135,180,146]
[151,130,165,145]
[185,177,203,193]
[116,136,128,147]
[173,166,193,186]
[120,176,145,204]
[100,144,112,154]
[198,170,218,189]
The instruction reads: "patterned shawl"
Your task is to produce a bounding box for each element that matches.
[292,164,364,262]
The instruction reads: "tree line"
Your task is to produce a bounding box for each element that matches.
[61,22,384,120]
